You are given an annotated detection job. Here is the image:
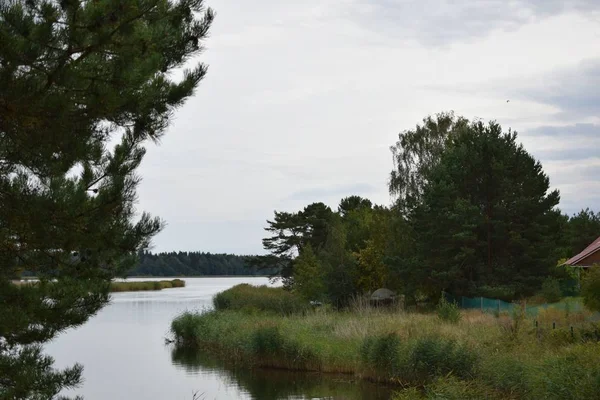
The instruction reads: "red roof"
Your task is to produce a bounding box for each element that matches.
[565,236,600,266]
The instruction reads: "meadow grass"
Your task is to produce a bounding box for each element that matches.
[110,278,185,292]
[171,286,600,400]
[212,283,310,315]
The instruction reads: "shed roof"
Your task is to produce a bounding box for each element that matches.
[564,236,600,267]
[371,288,396,300]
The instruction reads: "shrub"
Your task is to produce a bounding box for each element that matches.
[361,334,478,384]
[540,277,562,303]
[582,267,600,312]
[436,295,461,323]
[213,284,309,315]
[532,346,600,399]
[479,355,532,395]
[170,312,206,347]
[251,326,319,369]
[360,333,404,379]
[409,336,478,381]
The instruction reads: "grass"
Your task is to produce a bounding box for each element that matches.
[212,283,310,315]
[170,285,600,400]
[110,279,185,292]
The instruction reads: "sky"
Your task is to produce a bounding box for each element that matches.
[136,0,600,255]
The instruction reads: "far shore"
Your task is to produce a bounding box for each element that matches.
[124,275,277,279]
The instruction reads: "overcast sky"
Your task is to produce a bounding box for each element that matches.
[136,0,600,255]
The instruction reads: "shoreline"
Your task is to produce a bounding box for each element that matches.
[169,284,600,400]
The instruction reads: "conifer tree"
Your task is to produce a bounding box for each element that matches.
[0,0,214,397]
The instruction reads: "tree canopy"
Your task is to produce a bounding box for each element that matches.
[406,120,562,298]
[254,113,598,308]
[0,0,213,397]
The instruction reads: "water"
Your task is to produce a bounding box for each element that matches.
[46,277,392,400]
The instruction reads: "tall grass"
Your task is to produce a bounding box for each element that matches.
[171,298,600,399]
[110,279,185,292]
[212,284,309,315]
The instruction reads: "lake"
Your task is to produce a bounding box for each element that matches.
[46,277,392,400]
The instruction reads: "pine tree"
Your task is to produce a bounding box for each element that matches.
[409,120,561,299]
[0,0,214,397]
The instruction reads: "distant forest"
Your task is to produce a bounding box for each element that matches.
[127,251,276,277]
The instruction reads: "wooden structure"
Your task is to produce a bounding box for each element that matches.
[564,236,600,268]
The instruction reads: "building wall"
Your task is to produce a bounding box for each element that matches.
[581,250,600,266]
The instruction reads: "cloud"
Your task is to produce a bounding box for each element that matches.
[345,0,600,46]
[131,0,600,253]
[519,60,600,120]
[525,123,600,137]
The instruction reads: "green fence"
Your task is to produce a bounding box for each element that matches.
[444,294,585,317]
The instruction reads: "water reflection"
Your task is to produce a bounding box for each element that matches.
[46,278,394,399]
[171,346,393,400]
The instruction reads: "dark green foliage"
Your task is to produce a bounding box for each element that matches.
[540,277,562,303]
[251,326,319,368]
[128,251,273,277]
[0,0,213,396]
[252,202,334,287]
[436,295,461,323]
[360,333,404,379]
[535,349,600,400]
[408,119,562,298]
[338,195,373,217]
[170,312,207,348]
[479,356,531,395]
[582,268,600,312]
[212,284,309,315]
[361,334,478,384]
[0,345,83,400]
[410,337,478,381]
[563,209,600,257]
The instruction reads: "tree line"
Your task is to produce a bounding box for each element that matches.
[129,251,276,277]
[252,112,600,306]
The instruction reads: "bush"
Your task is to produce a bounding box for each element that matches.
[532,346,600,399]
[360,333,404,379]
[251,326,320,369]
[409,336,478,381]
[582,267,600,312]
[361,334,477,384]
[213,284,309,315]
[479,356,532,395]
[540,277,562,303]
[436,295,461,323]
[170,312,206,347]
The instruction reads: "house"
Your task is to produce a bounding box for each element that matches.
[564,236,600,268]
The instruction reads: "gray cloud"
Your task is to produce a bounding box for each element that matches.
[525,123,600,137]
[346,0,600,46]
[521,60,600,119]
